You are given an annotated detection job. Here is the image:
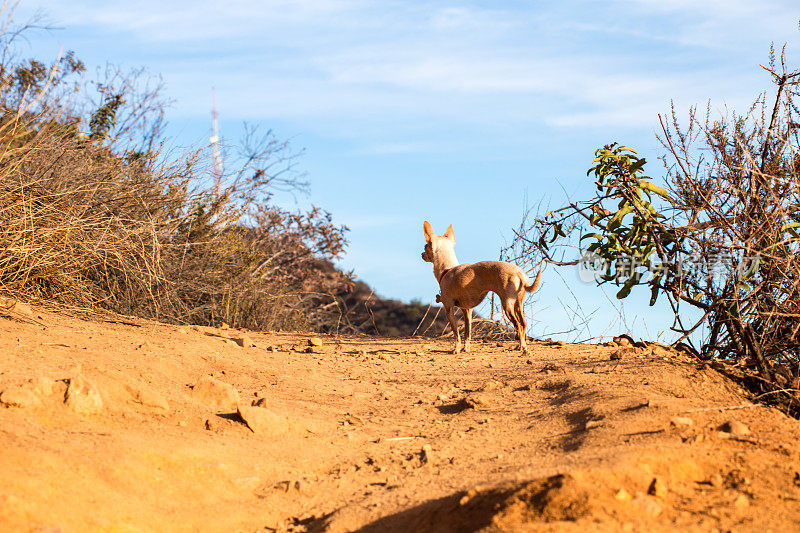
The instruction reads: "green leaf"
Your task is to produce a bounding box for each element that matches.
[737,282,751,293]
[639,181,675,205]
[649,276,661,306]
[629,158,646,173]
[616,276,637,299]
[609,205,634,226]
[781,222,800,239]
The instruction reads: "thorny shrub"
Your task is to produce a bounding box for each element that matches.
[508,47,800,414]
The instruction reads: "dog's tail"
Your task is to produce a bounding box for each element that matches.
[524,269,542,293]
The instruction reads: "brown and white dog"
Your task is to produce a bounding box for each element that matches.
[421,221,541,354]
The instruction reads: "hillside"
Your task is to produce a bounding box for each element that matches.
[1,304,799,532]
[332,277,450,337]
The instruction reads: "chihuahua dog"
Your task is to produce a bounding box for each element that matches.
[421,221,541,354]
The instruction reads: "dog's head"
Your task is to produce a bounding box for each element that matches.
[421,221,454,263]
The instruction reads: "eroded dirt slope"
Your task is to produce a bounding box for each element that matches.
[1,307,799,532]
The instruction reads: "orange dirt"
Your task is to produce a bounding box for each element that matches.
[1,307,799,532]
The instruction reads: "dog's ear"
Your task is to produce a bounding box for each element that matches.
[423,220,435,243]
[443,224,455,242]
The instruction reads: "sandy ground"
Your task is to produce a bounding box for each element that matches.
[1,306,800,532]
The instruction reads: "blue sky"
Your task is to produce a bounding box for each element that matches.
[14,0,800,341]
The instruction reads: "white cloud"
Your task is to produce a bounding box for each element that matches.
[615,0,800,48]
[14,0,800,151]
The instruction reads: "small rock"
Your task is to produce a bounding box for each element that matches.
[31,377,59,396]
[0,297,34,317]
[556,340,567,346]
[65,375,103,415]
[615,488,632,502]
[633,493,663,517]
[478,379,504,391]
[308,337,323,347]
[525,359,533,365]
[540,363,565,373]
[613,336,631,346]
[177,327,190,334]
[232,335,256,348]
[606,341,618,347]
[421,444,433,464]
[252,397,267,407]
[126,383,169,412]
[670,416,693,428]
[709,474,724,488]
[734,494,749,508]
[648,477,667,498]
[237,405,290,436]
[719,420,750,435]
[651,346,672,358]
[610,351,623,361]
[266,345,276,352]
[496,342,504,348]
[304,346,316,353]
[191,377,240,411]
[463,393,490,410]
[0,384,42,408]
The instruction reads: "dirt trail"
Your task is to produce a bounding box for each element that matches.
[1,308,799,532]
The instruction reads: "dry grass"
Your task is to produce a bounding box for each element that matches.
[0,14,349,331]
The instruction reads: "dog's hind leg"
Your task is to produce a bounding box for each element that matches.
[514,297,528,353]
[502,300,521,340]
[445,305,462,354]
[461,307,473,352]
[503,295,528,354]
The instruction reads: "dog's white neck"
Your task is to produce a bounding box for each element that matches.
[432,246,459,283]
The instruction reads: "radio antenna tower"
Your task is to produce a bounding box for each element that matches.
[210,88,223,194]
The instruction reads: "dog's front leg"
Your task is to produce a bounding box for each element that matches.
[444,305,461,353]
[462,307,472,352]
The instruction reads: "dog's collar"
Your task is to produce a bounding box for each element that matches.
[438,267,452,284]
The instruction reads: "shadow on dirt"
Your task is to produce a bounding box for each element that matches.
[536,379,605,451]
[435,400,472,415]
[311,474,593,533]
